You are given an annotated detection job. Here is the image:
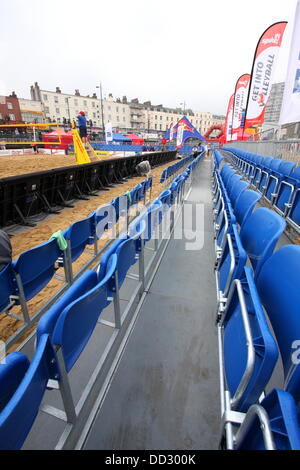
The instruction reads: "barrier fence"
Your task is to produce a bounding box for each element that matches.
[0,150,176,229]
[224,139,300,164]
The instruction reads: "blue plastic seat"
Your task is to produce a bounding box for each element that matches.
[221,266,278,412]
[239,208,286,279]
[62,213,96,263]
[233,245,300,450]
[0,352,30,412]
[264,160,296,203]
[235,389,300,450]
[256,245,300,391]
[37,270,100,342]
[13,238,61,301]
[274,166,300,216]
[229,180,249,207]
[216,224,246,300]
[286,187,300,232]
[0,334,59,450]
[51,259,117,372]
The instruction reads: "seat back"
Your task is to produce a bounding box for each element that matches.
[0,334,58,450]
[218,224,247,295]
[97,235,128,282]
[236,389,300,450]
[223,267,278,412]
[256,245,300,389]
[287,189,300,229]
[95,203,116,238]
[240,208,286,279]
[63,214,95,262]
[13,239,61,301]
[114,237,138,289]
[37,270,98,342]
[226,174,242,195]
[0,353,29,412]
[278,160,296,177]
[52,257,117,373]
[230,180,249,207]
[234,189,261,228]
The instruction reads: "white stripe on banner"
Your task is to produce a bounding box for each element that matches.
[280,1,300,125]
[176,124,184,148]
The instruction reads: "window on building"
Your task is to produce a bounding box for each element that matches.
[92,102,95,108]
[56,108,60,114]
[123,117,125,122]
[0,113,2,119]
[54,96,59,104]
[116,107,119,113]
[7,102,13,110]
[159,124,162,130]
[108,106,111,110]
[93,112,96,118]
[84,100,87,107]
[155,124,157,130]
[155,115,157,120]
[117,116,119,122]
[75,99,78,106]
[65,98,68,104]
[9,114,15,120]
[45,106,50,113]
[166,117,169,121]
[123,108,125,113]
[160,115,162,120]
[43,94,48,101]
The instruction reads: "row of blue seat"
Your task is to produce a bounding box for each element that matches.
[0,154,203,450]
[160,154,196,183]
[223,147,300,234]
[212,149,300,450]
[0,177,153,328]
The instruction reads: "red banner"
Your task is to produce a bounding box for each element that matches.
[231,74,251,140]
[244,22,287,131]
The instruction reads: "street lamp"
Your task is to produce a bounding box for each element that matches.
[96,83,105,138]
[180,101,186,114]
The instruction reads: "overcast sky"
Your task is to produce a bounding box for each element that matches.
[0,0,298,115]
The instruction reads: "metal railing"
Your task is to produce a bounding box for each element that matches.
[224,140,300,164]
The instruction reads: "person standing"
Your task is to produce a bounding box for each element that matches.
[77,111,88,146]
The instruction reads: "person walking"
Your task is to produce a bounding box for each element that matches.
[77,111,88,146]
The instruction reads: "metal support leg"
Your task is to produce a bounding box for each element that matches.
[113,270,121,329]
[56,348,77,424]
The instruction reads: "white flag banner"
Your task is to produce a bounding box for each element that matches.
[280,1,300,125]
[105,122,113,143]
[176,124,184,148]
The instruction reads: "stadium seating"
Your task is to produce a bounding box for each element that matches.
[0,152,203,449]
[213,149,300,450]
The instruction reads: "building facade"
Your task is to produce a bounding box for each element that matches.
[264,82,285,124]
[30,82,225,137]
